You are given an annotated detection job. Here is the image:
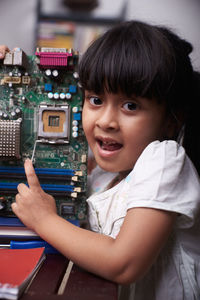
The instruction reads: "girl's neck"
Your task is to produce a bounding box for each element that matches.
[108,170,130,189]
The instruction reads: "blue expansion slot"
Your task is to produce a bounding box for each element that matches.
[0,182,76,192]
[0,166,77,176]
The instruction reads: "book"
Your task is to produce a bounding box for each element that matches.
[0,247,46,300]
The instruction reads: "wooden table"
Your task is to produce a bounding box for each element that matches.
[21,254,118,300]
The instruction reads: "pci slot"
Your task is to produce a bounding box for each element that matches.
[0,173,78,182]
[0,166,83,182]
[0,182,80,192]
[0,166,80,176]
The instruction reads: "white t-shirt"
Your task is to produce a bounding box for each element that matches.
[87,140,200,300]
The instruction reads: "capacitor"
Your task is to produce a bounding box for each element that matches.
[72,132,78,138]
[69,85,77,93]
[73,72,79,79]
[53,92,59,100]
[66,93,72,100]
[72,107,78,113]
[72,126,78,132]
[11,111,16,118]
[52,70,59,77]
[15,107,21,115]
[60,93,66,100]
[45,69,51,77]
[3,112,8,119]
[48,92,54,99]
[72,120,78,126]
[45,83,52,92]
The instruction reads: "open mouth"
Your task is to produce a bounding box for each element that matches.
[97,138,123,151]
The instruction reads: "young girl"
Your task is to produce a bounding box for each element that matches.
[1,20,200,299]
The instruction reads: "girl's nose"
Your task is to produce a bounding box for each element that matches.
[95,107,119,131]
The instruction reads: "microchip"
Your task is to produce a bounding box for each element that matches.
[38,105,70,143]
[60,203,75,216]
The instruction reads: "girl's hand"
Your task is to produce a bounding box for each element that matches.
[11,159,57,232]
[0,45,10,59]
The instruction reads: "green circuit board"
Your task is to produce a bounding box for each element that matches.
[0,47,87,221]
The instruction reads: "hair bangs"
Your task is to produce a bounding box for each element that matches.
[78,21,176,101]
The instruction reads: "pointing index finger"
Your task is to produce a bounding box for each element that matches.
[24,159,41,191]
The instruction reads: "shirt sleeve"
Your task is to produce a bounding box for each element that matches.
[125,140,200,228]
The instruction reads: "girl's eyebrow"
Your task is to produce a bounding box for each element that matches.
[85,91,104,98]
[84,90,98,95]
[119,95,139,102]
[85,93,99,98]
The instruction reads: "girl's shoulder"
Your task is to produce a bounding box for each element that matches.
[126,140,200,229]
[131,139,199,180]
[137,140,186,165]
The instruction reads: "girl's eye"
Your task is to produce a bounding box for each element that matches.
[123,102,138,111]
[89,97,102,106]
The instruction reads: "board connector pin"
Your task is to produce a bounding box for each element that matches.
[71,192,77,198]
[75,171,83,176]
[74,187,81,193]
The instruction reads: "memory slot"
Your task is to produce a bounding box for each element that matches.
[46,192,78,198]
[0,189,77,198]
[0,190,17,195]
[41,184,75,191]
[0,173,78,182]
[0,166,77,176]
[0,182,77,192]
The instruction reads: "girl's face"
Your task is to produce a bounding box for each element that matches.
[82,90,170,178]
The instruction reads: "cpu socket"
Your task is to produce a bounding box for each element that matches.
[38,105,69,143]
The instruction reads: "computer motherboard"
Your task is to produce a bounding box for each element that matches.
[0,47,88,222]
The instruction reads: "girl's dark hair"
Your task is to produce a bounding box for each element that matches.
[78,20,200,175]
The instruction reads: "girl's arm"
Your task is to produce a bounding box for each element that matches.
[12,159,176,284]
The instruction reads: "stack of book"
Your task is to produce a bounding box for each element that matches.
[0,247,45,300]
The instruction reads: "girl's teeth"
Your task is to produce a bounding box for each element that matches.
[101,141,122,151]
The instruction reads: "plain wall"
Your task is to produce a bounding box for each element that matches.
[126,0,200,70]
[0,0,37,54]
